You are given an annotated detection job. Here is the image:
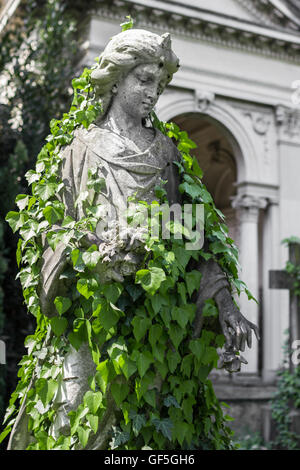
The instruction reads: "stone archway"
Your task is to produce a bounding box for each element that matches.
[171,113,239,247]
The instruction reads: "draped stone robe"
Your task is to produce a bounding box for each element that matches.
[8,124,228,450]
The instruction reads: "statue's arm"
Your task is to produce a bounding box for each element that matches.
[38,138,100,316]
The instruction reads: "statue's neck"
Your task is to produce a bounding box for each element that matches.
[102,103,155,152]
[104,102,143,140]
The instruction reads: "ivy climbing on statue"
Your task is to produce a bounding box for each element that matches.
[1,18,259,450]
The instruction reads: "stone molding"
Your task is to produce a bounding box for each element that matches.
[275,104,300,139]
[232,194,268,222]
[243,110,271,136]
[93,0,300,63]
[194,89,215,113]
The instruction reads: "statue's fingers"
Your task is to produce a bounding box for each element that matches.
[246,326,252,349]
[234,324,242,350]
[239,323,248,352]
[251,322,260,341]
[239,330,246,352]
[220,320,233,349]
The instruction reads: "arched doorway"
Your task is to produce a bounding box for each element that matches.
[169,111,262,374]
[171,113,239,247]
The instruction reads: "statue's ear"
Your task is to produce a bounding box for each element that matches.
[112,84,118,94]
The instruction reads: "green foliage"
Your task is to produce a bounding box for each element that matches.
[234,430,271,450]
[270,239,300,451]
[0,15,254,450]
[270,362,300,449]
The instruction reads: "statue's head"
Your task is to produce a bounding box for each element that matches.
[90,29,179,117]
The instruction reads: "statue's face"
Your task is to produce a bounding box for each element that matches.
[114,63,169,119]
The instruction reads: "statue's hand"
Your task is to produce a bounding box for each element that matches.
[214,288,260,372]
[219,302,260,352]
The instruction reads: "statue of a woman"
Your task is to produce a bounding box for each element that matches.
[7,29,259,450]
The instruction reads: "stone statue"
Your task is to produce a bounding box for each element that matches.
[7,29,259,450]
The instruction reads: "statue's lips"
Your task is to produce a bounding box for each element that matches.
[142,101,153,108]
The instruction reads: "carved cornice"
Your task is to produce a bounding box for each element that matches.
[237,0,300,31]
[93,0,300,63]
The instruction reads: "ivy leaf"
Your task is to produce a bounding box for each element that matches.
[173,421,190,446]
[25,169,41,185]
[166,349,181,373]
[5,211,28,233]
[177,282,187,304]
[131,315,151,342]
[15,194,29,210]
[202,299,218,318]
[35,378,58,407]
[43,205,63,224]
[125,284,143,301]
[148,324,163,348]
[137,350,154,378]
[169,323,185,349]
[34,182,57,201]
[180,354,194,378]
[171,305,195,329]
[50,317,68,336]
[68,330,84,351]
[202,346,219,365]
[152,342,165,363]
[54,296,72,316]
[144,389,156,408]
[83,391,103,414]
[189,339,205,361]
[95,360,110,394]
[118,354,137,380]
[77,277,99,299]
[163,395,180,409]
[69,405,89,436]
[185,270,202,297]
[110,428,130,450]
[82,249,101,269]
[182,396,195,423]
[152,418,173,442]
[102,283,123,304]
[87,414,99,434]
[129,411,146,436]
[111,382,130,406]
[120,15,134,32]
[135,267,166,295]
[71,249,86,272]
[77,426,91,448]
[173,246,191,272]
[99,301,122,331]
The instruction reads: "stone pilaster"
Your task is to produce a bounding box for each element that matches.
[232,194,268,373]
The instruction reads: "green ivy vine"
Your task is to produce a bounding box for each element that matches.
[0,18,253,450]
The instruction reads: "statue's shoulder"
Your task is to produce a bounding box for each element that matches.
[73,124,108,144]
[155,127,181,163]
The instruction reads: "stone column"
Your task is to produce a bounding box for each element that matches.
[262,200,282,382]
[232,194,267,373]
